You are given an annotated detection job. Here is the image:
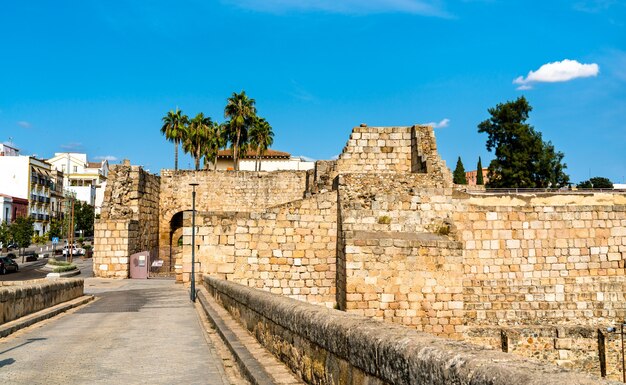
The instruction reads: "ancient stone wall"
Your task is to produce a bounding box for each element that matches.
[336,173,463,338]
[453,192,626,380]
[464,325,624,379]
[335,125,451,181]
[159,170,308,273]
[94,163,160,278]
[182,192,337,306]
[454,193,626,327]
[203,276,617,385]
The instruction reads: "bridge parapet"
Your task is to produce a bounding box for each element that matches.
[204,275,618,385]
[0,278,84,325]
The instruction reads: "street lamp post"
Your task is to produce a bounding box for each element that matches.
[189,183,199,302]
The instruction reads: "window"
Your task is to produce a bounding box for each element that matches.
[73,166,78,173]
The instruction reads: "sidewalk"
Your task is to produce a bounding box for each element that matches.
[0,278,230,385]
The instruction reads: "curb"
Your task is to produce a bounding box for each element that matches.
[197,287,303,385]
[0,295,95,338]
[46,269,81,278]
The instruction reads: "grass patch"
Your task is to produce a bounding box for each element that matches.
[53,264,77,273]
[48,258,73,267]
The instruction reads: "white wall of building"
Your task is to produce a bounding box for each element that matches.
[216,157,315,172]
[95,181,106,214]
[0,196,12,223]
[0,156,29,199]
[0,143,20,156]
[48,153,107,208]
[70,186,96,206]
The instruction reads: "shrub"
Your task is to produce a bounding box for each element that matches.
[53,264,77,273]
[378,216,392,224]
[48,258,73,267]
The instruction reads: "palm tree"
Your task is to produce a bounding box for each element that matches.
[183,113,212,170]
[224,91,256,171]
[161,108,189,171]
[203,121,227,171]
[249,117,274,171]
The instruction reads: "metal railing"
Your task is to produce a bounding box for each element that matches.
[466,188,625,195]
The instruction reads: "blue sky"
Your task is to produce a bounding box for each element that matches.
[0,0,624,183]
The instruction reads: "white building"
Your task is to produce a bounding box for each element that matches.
[0,143,20,157]
[215,149,315,171]
[0,194,12,223]
[47,153,109,214]
[0,155,53,235]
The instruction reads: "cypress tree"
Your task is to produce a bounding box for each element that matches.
[476,156,484,185]
[453,157,467,184]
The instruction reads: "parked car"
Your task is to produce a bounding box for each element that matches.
[7,242,18,249]
[62,245,84,256]
[0,256,18,274]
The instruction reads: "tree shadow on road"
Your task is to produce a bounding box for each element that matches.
[0,337,47,356]
[0,358,15,368]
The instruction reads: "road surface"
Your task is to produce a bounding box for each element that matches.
[0,278,229,385]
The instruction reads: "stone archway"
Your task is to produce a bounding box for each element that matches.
[167,211,186,274]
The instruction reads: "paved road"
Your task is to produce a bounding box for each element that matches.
[0,256,93,281]
[0,279,229,385]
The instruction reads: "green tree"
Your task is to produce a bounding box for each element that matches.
[183,113,212,171]
[476,157,484,185]
[249,117,274,171]
[453,157,467,184]
[478,96,569,188]
[48,218,64,240]
[224,91,257,171]
[74,202,95,237]
[577,177,613,189]
[161,108,189,171]
[0,221,10,250]
[10,216,34,262]
[203,121,227,171]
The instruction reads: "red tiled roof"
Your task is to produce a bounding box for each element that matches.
[217,148,290,159]
[87,162,102,168]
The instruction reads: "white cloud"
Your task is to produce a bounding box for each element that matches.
[422,118,450,128]
[513,59,599,90]
[17,121,31,128]
[223,0,451,17]
[95,155,118,161]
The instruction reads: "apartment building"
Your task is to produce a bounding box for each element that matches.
[47,153,109,214]
[0,155,54,235]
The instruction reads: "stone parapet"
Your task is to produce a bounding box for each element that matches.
[204,276,618,385]
[0,278,84,324]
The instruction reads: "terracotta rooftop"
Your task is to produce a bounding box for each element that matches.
[217,148,291,159]
[87,161,102,168]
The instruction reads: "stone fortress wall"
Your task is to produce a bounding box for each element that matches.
[94,124,626,380]
[158,170,308,277]
[455,193,626,378]
[94,161,160,278]
[182,191,337,306]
